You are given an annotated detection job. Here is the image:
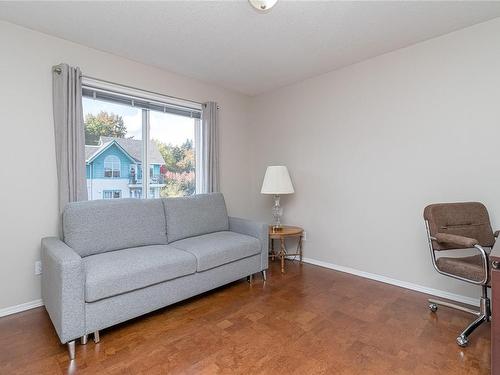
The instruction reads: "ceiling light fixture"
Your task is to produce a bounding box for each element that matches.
[249,0,278,12]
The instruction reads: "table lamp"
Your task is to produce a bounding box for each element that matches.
[261,166,294,230]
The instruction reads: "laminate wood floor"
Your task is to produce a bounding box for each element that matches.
[0,261,490,374]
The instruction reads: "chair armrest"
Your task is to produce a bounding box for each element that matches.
[41,237,85,343]
[495,230,500,238]
[434,233,479,248]
[229,216,268,271]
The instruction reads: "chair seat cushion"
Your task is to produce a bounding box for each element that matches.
[436,255,489,283]
[169,231,261,272]
[84,245,197,302]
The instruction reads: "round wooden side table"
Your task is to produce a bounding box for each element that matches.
[269,225,304,273]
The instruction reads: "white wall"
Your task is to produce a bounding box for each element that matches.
[250,18,500,300]
[2,16,500,313]
[0,21,252,310]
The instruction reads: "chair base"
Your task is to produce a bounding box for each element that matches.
[428,287,490,347]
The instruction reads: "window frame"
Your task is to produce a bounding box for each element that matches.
[82,77,202,199]
[103,155,121,178]
[103,190,122,199]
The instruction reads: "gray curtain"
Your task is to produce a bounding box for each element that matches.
[200,102,220,193]
[52,63,87,216]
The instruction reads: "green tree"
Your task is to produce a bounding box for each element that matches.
[85,111,127,145]
[154,138,196,197]
[154,140,176,170]
[155,139,195,173]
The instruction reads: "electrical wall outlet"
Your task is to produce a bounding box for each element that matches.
[35,261,42,275]
[303,231,307,241]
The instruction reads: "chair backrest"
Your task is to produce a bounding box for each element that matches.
[423,202,495,250]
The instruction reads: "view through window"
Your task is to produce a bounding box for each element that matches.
[83,93,198,200]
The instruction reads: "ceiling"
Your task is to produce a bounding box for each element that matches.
[1,1,500,96]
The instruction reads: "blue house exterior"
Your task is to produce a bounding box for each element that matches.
[85,136,166,200]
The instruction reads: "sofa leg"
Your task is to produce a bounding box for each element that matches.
[67,340,75,360]
[247,274,253,283]
[81,334,88,345]
[93,330,100,343]
[261,270,267,281]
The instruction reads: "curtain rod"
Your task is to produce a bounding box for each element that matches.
[52,64,214,109]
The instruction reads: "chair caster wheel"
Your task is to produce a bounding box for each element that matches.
[429,303,438,312]
[456,335,469,347]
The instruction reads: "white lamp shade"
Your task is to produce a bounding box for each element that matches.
[260,166,295,194]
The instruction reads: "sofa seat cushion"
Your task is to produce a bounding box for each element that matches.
[84,245,197,302]
[169,231,261,272]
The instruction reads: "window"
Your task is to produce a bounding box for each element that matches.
[83,97,143,200]
[103,190,121,199]
[104,155,121,178]
[150,111,196,197]
[82,79,201,200]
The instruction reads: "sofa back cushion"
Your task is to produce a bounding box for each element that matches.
[63,199,167,257]
[163,193,229,243]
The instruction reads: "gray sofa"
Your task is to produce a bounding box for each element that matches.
[41,193,268,359]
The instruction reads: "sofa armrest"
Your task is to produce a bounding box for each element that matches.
[41,237,85,343]
[229,217,268,271]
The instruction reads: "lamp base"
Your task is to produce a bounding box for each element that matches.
[272,194,283,230]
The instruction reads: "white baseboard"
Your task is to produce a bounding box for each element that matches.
[299,257,479,307]
[0,299,43,318]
